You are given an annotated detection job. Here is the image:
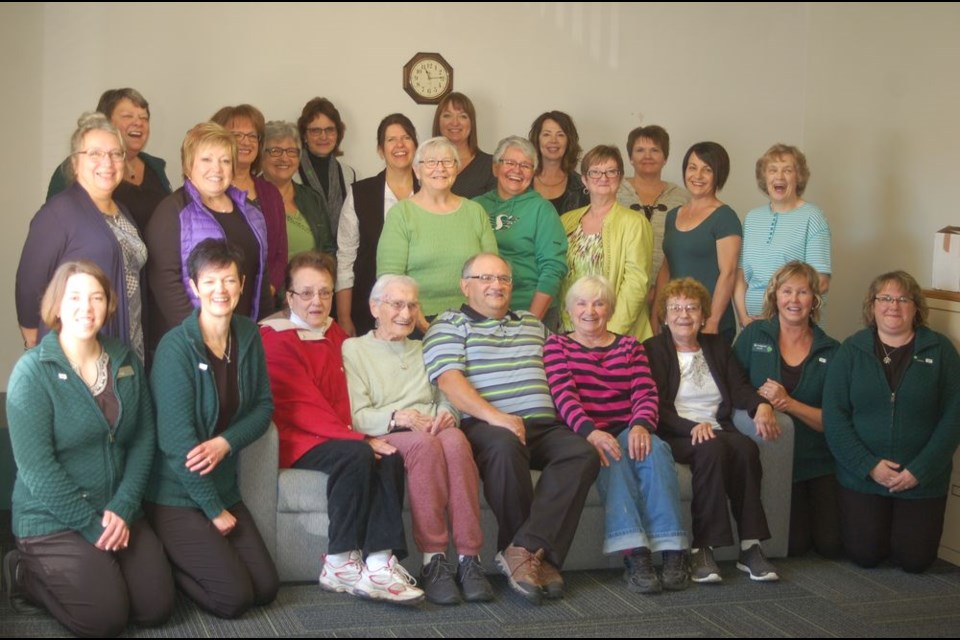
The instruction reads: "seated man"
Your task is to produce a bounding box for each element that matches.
[423,253,600,605]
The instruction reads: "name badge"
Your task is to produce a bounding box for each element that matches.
[199,363,209,371]
[58,372,67,380]
[818,357,828,364]
[752,343,773,353]
[117,365,135,379]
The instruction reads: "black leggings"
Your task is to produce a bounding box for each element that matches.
[789,474,843,558]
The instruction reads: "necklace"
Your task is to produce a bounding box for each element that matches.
[223,331,232,364]
[880,341,902,365]
[70,348,109,395]
[536,173,567,188]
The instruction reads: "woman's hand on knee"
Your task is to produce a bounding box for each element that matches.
[430,411,456,435]
[212,509,237,536]
[587,430,621,466]
[368,437,398,459]
[627,425,653,461]
[691,422,717,445]
[96,510,130,552]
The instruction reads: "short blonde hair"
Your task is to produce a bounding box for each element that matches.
[41,261,118,332]
[564,275,616,317]
[656,278,712,323]
[181,122,238,180]
[761,261,823,324]
[755,143,811,197]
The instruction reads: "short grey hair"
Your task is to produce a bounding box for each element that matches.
[413,136,460,170]
[461,253,510,278]
[492,135,538,172]
[565,274,616,316]
[68,112,124,181]
[369,274,419,304]
[263,120,301,149]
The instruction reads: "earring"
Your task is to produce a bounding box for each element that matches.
[374,318,380,329]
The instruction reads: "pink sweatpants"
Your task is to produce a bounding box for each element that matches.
[382,428,483,555]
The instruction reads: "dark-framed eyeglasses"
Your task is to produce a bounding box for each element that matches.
[464,274,513,285]
[874,295,913,305]
[265,146,301,158]
[232,131,260,143]
[288,288,333,301]
[498,159,535,172]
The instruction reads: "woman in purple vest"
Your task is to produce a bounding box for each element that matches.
[335,113,418,337]
[144,122,273,362]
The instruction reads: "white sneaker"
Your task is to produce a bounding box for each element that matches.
[355,556,425,605]
[319,550,364,593]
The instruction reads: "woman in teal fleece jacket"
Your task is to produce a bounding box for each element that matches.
[6,261,173,637]
[474,135,568,330]
[734,261,841,558]
[824,270,960,573]
[145,239,278,617]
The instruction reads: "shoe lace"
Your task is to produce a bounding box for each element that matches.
[390,558,419,587]
[460,556,483,579]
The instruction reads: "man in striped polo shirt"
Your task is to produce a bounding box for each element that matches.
[423,253,600,605]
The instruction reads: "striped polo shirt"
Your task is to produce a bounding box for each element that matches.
[423,305,556,421]
[740,202,831,316]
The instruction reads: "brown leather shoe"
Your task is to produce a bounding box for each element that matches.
[538,558,565,599]
[495,545,543,605]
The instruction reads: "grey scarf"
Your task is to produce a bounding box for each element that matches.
[300,151,343,240]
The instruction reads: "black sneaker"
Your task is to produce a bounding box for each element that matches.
[736,544,780,582]
[690,547,722,584]
[661,550,690,591]
[624,548,661,594]
[457,555,494,603]
[3,550,42,615]
[421,555,462,605]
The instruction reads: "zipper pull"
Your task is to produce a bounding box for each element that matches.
[890,392,895,404]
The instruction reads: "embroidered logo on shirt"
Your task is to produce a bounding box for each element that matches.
[493,213,519,231]
[752,343,774,353]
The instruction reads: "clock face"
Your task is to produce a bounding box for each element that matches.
[410,59,450,100]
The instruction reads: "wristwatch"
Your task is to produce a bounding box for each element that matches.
[388,411,398,432]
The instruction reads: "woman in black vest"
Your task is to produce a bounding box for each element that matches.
[335,114,418,336]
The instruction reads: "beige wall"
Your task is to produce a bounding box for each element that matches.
[1,2,958,388]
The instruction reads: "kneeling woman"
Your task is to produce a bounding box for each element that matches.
[644,278,781,583]
[544,275,689,594]
[260,252,423,605]
[6,261,173,637]
[342,274,493,605]
[146,239,278,618]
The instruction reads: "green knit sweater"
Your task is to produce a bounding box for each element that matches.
[145,310,273,519]
[823,326,960,498]
[9,333,155,543]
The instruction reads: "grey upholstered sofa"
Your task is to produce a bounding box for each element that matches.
[239,411,794,582]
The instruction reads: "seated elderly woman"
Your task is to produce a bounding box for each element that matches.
[644,278,781,584]
[474,136,568,329]
[145,239,278,619]
[824,271,960,573]
[259,252,423,605]
[544,275,689,594]
[341,274,493,606]
[5,261,173,637]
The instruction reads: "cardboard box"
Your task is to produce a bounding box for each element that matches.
[933,226,960,292]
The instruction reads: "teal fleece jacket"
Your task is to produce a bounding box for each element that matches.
[734,318,839,482]
[474,188,568,312]
[9,333,155,543]
[823,326,960,499]
[146,310,273,518]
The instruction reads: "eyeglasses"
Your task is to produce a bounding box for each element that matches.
[666,303,701,314]
[232,131,260,143]
[380,299,420,313]
[586,168,621,179]
[499,159,535,172]
[465,274,513,285]
[631,203,668,220]
[874,295,913,305]
[75,148,125,163]
[265,146,301,158]
[306,126,337,138]
[419,158,456,169]
[288,288,333,301]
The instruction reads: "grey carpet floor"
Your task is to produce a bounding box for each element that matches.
[3,553,960,638]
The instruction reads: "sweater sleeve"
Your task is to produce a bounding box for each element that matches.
[16,202,70,329]
[543,336,597,437]
[720,337,766,415]
[905,336,960,486]
[7,356,102,542]
[628,339,659,431]
[608,214,653,337]
[261,327,364,444]
[145,194,196,335]
[151,335,225,519]
[342,339,393,436]
[376,201,411,278]
[643,335,699,437]
[533,201,568,299]
[254,177,288,294]
[823,341,880,481]
[105,356,156,524]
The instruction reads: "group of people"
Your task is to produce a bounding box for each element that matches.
[5,86,960,637]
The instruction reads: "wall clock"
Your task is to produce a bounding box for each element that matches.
[403,52,453,104]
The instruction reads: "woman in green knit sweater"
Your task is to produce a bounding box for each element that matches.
[824,270,960,573]
[145,239,278,617]
[6,261,173,637]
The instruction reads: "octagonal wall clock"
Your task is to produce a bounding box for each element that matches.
[403,52,453,104]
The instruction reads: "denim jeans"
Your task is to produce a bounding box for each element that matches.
[596,431,688,554]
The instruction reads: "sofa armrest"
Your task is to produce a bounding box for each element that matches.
[238,422,280,562]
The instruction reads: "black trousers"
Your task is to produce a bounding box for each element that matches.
[16,517,174,638]
[146,501,278,618]
[838,485,947,573]
[666,430,770,548]
[789,474,843,558]
[461,419,600,568]
[294,439,407,559]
